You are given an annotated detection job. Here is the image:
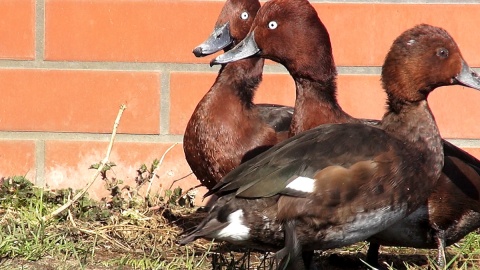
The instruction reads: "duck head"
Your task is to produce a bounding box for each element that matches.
[383,24,480,111]
[192,0,260,57]
[211,0,335,80]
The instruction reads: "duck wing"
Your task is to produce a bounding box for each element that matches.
[206,127,318,197]
[211,123,408,200]
[257,104,294,133]
[443,140,480,173]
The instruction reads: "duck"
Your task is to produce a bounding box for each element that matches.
[206,0,358,138]
[366,149,480,268]
[206,0,480,267]
[183,0,293,191]
[180,1,480,269]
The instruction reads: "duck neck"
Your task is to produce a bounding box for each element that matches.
[381,100,444,178]
[289,76,352,136]
[216,57,264,109]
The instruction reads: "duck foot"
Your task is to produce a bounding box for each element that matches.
[302,250,318,270]
[275,220,305,270]
[435,230,447,269]
[366,242,381,269]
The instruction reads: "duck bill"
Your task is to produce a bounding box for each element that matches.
[210,31,260,66]
[192,22,233,57]
[454,60,480,91]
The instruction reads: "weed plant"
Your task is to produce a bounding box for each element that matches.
[0,166,480,269]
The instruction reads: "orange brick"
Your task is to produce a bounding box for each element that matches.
[0,0,35,60]
[0,140,36,180]
[463,148,480,161]
[0,69,160,134]
[171,71,480,138]
[337,75,385,120]
[337,75,480,139]
[44,2,480,65]
[429,85,480,139]
[315,4,480,66]
[45,0,223,63]
[169,72,216,135]
[255,73,295,107]
[44,141,209,205]
[169,71,295,135]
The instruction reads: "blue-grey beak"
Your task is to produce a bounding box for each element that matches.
[210,31,260,66]
[192,22,233,57]
[455,60,480,90]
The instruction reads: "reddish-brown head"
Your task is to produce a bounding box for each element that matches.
[252,0,332,65]
[193,0,260,56]
[382,24,480,110]
[213,0,335,81]
[217,0,260,45]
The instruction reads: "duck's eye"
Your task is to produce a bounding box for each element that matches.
[240,12,249,20]
[436,48,449,59]
[268,21,278,30]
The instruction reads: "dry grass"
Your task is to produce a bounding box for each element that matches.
[1,174,480,270]
[0,174,276,270]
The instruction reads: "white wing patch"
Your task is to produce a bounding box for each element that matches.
[214,209,250,241]
[286,176,315,193]
[407,39,416,46]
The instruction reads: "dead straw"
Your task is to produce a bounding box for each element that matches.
[42,104,127,222]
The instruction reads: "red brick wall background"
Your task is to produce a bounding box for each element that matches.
[1,0,479,205]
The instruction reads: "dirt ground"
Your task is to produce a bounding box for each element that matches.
[0,183,477,270]
[0,242,457,270]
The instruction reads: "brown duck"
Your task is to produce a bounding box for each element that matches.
[183,0,293,191]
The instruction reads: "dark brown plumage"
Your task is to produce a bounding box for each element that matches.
[208,0,480,267]
[366,142,480,268]
[364,26,480,268]
[182,1,480,268]
[183,0,293,191]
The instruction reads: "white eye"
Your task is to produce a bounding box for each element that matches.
[268,21,278,29]
[240,12,249,20]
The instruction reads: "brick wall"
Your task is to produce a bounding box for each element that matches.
[1,0,479,205]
